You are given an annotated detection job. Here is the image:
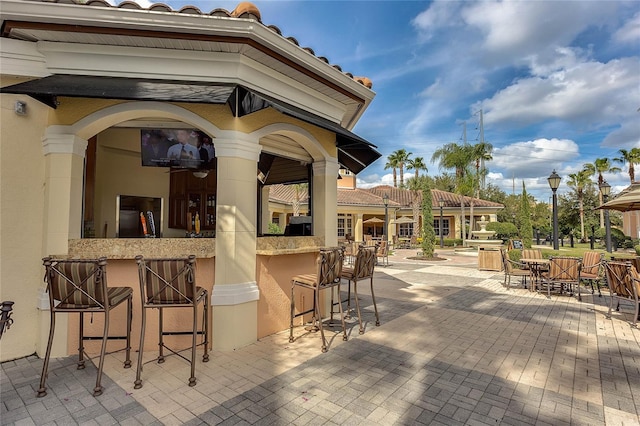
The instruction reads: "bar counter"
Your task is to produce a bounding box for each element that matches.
[68,238,216,259]
[68,236,324,258]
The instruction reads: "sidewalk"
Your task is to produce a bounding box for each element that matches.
[2,250,639,425]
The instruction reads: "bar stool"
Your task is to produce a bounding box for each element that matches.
[134,255,209,388]
[289,247,345,353]
[339,245,379,334]
[38,257,132,397]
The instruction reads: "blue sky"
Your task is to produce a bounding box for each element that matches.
[121,0,639,200]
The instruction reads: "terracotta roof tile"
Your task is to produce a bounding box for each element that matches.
[268,184,502,210]
[56,0,372,89]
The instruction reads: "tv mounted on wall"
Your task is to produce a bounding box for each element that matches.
[140,128,214,169]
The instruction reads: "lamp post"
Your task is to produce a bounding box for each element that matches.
[600,181,612,253]
[547,170,561,251]
[383,193,389,243]
[439,199,445,248]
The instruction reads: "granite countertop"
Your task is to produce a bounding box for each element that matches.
[68,238,216,259]
[68,236,325,259]
[256,236,324,255]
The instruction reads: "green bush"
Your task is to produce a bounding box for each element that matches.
[435,238,463,247]
[486,222,518,240]
[268,222,283,234]
[635,245,640,256]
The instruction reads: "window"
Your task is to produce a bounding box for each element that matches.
[399,223,413,237]
[433,218,449,237]
[337,214,352,237]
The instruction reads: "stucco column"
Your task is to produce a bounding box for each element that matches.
[354,213,364,242]
[260,186,271,234]
[212,133,261,350]
[312,160,339,247]
[39,131,88,357]
[278,213,287,229]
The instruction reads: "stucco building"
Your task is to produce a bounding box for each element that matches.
[0,0,381,361]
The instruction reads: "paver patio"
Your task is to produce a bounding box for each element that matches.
[2,250,639,425]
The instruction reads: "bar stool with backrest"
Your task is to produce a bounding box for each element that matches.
[38,257,132,397]
[289,247,345,353]
[134,255,209,388]
[339,245,379,334]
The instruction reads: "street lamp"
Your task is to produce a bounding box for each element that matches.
[600,181,612,253]
[547,170,561,251]
[439,199,445,248]
[383,193,389,243]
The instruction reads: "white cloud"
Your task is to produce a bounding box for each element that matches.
[411,2,463,40]
[614,11,640,44]
[476,57,640,130]
[492,138,579,178]
[461,1,616,66]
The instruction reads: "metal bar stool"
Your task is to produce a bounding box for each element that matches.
[338,245,379,334]
[38,257,133,397]
[134,255,209,388]
[289,247,345,353]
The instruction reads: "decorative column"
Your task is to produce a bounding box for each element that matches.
[312,160,340,247]
[260,186,271,235]
[212,133,261,350]
[39,131,88,357]
[354,213,364,242]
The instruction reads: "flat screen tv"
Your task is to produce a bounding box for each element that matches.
[140,128,214,169]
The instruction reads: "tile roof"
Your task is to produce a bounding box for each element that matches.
[40,0,373,90]
[269,184,503,209]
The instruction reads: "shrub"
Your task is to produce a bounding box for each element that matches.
[486,222,518,240]
[635,245,640,256]
[268,222,283,234]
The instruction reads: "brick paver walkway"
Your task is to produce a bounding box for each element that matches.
[2,250,639,425]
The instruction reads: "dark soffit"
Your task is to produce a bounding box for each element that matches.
[1,75,380,174]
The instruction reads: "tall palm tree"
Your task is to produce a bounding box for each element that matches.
[566,169,592,242]
[393,149,412,187]
[384,152,400,187]
[472,142,493,190]
[406,156,428,180]
[406,176,429,236]
[584,158,621,227]
[431,143,474,239]
[613,148,640,184]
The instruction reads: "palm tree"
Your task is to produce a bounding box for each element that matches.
[406,176,429,236]
[613,148,640,184]
[431,143,474,240]
[472,142,493,190]
[584,158,621,227]
[566,169,592,242]
[292,183,307,217]
[406,156,428,180]
[393,149,412,187]
[384,152,400,187]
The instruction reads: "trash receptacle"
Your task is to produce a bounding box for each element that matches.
[478,245,504,271]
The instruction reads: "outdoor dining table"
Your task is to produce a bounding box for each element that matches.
[520,258,550,292]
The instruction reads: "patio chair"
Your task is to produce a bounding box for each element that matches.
[603,260,639,327]
[539,256,582,299]
[289,247,345,352]
[38,257,132,397]
[501,249,530,289]
[580,251,604,296]
[409,235,418,248]
[338,245,379,334]
[376,240,389,267]
[134,255,210,389]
